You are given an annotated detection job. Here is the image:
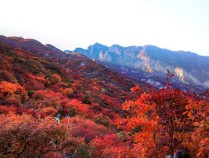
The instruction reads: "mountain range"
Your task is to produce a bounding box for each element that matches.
[67,43,209,93]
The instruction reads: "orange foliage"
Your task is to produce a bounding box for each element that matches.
[0,81,18,98]
[1,40,208,158]
[0,113,84,158]
[119,85,209,157]
[0,81,27,101]
[66,99,89,115]
[92,85,100,91]
[39,107,57,117]
[52,73,62,82]
[184,98,209,157]
[63,87,74,96]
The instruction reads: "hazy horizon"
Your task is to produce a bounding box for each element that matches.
[1,0,209,56]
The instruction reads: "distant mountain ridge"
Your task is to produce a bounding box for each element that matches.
[69,43,209,92]
[1,35,208,92]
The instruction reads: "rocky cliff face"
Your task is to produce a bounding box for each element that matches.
[70,43,209,92]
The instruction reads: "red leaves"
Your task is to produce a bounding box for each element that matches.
[67,116,108,143]
[0,113,85,157]
[90,134,129,158]
[66,99,89,116]
[52,73,62,83]
[39,107,57,117]
[184,97,209,157]
[131,85,141,92]
[120,84,209,157]
[100,94,121,108]
[1,42,208,157]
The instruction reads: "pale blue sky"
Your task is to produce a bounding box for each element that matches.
[1,0,209,56]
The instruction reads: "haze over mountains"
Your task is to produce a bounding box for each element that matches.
[68,43,209,93]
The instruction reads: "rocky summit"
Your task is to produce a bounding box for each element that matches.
[70,43,209,93]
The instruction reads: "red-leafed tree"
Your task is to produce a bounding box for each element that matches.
[0,113,85,158]
[65,99,89,116]
[118,83,208,157]
[90,134,130,158]
[184,97,209,157]
[62,116,108,143]
[0,81,27,102]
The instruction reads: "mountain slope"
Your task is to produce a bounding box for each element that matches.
[71,43,209,92]
[0,36,208,157]
[0,36,143,119]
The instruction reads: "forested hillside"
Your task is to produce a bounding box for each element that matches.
[0,37,208,157]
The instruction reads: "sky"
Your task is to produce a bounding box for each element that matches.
[1,0,209,56]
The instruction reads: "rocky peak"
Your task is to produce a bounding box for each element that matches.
[72,43,209,92]
[88,42,109,51]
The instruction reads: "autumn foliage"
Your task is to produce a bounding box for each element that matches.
[0,39,208,157]
[117,84,209,157]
